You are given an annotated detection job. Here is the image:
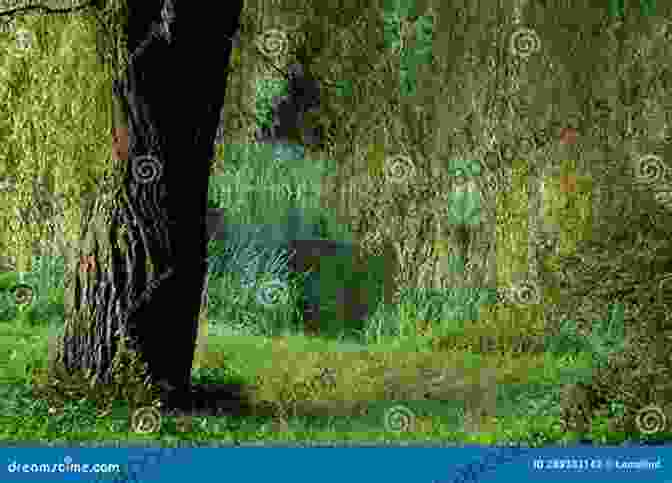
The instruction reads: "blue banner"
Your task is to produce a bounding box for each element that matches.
[2,446,670,483]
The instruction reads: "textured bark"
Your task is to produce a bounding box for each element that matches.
[57,1,243,399]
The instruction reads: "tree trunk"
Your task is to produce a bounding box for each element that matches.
[56,1,243,402]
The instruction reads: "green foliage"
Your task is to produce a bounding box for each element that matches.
[332,79,353,98]
[608,0,657,18]
[0,255,65,325]
[382,0,420,19]
[381,3,434,97]
[208,143,335,236]
[382,8,402,52]
[255,78,290,132]
[399,14,434,97]
[206,232,308,337]
[543,304,626,367]
[585,303,626,369]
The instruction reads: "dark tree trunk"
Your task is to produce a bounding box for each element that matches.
[57,1,243,401]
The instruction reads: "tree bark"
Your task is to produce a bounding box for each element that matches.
[57,1,243,401]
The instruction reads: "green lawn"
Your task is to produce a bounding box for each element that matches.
[0,308,651,446]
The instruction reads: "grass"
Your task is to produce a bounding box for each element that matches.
[0,142,668,446]
[0,272,656,446]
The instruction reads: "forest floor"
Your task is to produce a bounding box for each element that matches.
[1,314,657,446]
